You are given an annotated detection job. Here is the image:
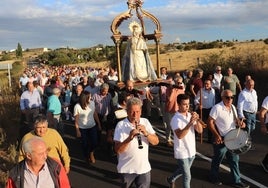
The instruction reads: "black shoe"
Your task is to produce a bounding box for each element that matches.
[233,182,250,188]
[166,177,175,188]
[261,161,268,173]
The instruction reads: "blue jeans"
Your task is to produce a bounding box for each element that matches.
[169,156,195,188]
[210,143,241,184]
[120,171,151,188]
[79,126,98,158]
[243,111,256,134]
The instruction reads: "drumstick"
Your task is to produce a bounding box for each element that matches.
[236,127,241,138]
[224,124,242,143]
[224,127,241,143]
[235,118,244,138]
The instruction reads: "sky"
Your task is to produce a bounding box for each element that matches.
[0,0,267,51]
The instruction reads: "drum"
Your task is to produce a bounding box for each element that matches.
[224,128,252,154]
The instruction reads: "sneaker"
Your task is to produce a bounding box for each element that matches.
[166,177,175,188]
[233,182,250,188]
[261,161,268,173]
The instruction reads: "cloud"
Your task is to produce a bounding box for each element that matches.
[0,0,267,50]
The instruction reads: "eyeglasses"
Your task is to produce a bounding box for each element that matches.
[224,96,234,100]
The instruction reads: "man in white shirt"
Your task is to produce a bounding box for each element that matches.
[194,79,215,143]
[237,79,258,135]
[19,73,29,93]
[212,66,223,103]
[167,94,203,188]
[208,89,249,188]
[113,97,159,188]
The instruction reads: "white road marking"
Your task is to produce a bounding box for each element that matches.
[153,126,268,188]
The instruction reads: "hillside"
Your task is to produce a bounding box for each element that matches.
[1,40,267,73]
[73,40,268,72]
[149,41,268,72]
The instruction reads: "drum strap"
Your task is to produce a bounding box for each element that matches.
[231,105,242,138]
[214,105,238,141]
[231,105,238,124]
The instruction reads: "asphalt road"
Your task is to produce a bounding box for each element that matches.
[63,114,268,188]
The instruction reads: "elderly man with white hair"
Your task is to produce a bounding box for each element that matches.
[47,87,63,134]
[7,137,70,188]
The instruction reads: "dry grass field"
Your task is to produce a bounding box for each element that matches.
[149,40,268,72]
[85,40,268,73]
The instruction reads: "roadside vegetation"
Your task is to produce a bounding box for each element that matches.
[0,39,268,186]
[0,61,23,187]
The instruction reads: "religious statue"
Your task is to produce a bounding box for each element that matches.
[121,21,157,82]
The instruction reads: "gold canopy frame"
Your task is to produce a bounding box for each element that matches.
[110,0,163,82]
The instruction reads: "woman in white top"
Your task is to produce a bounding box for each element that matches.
[74,91,101,163]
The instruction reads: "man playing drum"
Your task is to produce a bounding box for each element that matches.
[208,89,250,188]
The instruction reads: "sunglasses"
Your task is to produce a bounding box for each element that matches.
[224,96,234,100]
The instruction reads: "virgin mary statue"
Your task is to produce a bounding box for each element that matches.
[121,21,157,82]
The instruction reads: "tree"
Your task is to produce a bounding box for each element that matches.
[16,43,23,58]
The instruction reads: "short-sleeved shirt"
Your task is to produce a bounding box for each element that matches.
[222,74,240,95]
[171,112,196,159]
[47,95,61,115]
[19,76,29,86]
[113,117,155,174]
[74,101,96,129]
[209,101,237,137]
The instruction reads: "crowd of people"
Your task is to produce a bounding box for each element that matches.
[6,63,267,188]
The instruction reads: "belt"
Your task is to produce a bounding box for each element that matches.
[243,110,255,114]
[202,107,212,110]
